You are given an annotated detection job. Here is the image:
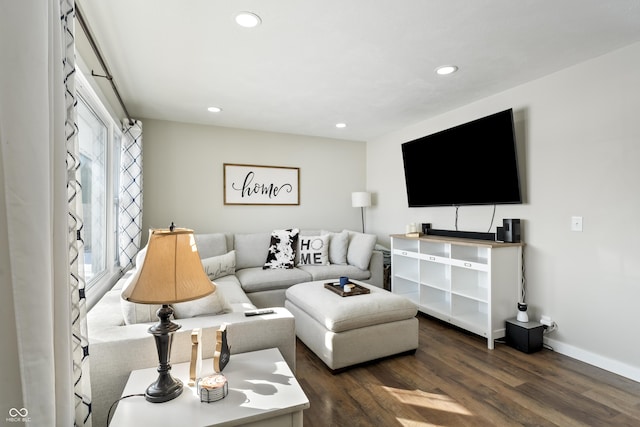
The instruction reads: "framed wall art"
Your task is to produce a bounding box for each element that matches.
[223,163,300,205]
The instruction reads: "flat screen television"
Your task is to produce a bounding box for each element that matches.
[401,108,522,207]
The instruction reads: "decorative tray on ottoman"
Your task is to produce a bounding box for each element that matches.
[324,282,371,297]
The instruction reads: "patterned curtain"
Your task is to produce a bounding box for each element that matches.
[61,1,92,425]
[119,120,144,270]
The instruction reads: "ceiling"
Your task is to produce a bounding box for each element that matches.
[76,0,640,142]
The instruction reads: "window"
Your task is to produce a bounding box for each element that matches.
[76,69,122,306]
[78,97,107,283]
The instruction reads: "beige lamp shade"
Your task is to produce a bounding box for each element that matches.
[122,228,215,304]
[351,191,372,208]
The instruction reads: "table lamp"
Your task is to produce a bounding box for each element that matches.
[121,225,214,403]
[351,191,371,233]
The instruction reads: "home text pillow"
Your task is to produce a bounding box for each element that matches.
[298,234,329,265]
[263,228,299,269]
[172,285,232,318]
[322,230,349,265]
[344,229,377,270]
[201,250,236,280]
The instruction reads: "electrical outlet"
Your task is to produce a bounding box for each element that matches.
[540,315,553,326]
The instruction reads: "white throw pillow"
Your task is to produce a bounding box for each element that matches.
[201,250,236,280]
[134,245,147,267]
[172,286,232,319]
[322,230,349,265]
[297,234,329,265]
[120,265,163,325]
[344,229,377,270]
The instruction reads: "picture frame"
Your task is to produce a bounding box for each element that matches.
[223,163,300,205]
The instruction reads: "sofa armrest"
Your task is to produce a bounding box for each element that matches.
[364,250,384,288]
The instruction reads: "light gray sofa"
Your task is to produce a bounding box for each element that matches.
[87,228,382,426]
[195,229,384,308]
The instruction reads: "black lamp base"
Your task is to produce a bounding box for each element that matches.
[145,374,183,403]
[146,304,183,403]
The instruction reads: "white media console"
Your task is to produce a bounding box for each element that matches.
[390,234,524,349]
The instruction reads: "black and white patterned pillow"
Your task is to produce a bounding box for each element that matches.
[263,228,299,269]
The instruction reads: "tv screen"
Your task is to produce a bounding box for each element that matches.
[402,109,522,207]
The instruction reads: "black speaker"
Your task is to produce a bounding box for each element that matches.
[506,318,543,353]
[503,219,521,243]
[496,226,505,242]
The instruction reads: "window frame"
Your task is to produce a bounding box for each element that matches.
[76,68,123,310]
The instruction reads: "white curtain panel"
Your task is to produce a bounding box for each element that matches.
[62,0,93,424]
[0,1,91,425]
[119,119,144,270]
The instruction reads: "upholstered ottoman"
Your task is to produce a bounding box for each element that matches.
[285,280,419,371]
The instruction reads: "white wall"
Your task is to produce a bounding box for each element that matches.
[367,42,640,380]
[141,119,367,240]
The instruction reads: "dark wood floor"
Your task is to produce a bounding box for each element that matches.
[295,314,640,427]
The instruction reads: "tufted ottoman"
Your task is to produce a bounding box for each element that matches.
[285,280,419,372]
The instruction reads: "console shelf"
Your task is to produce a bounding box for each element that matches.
[390,234,523,349]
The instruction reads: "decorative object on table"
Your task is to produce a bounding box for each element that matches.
[223,163,300,205]
[339,276,349,287]
[405,223,421,237]
[213,324,230,373]
[324,281,371,297]
[197,374,229,403]
[516,302,529,323]
[351,191,372,233]
[188,329,203,386]
[121,224,215,403]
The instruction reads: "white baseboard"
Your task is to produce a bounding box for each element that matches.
[544,336,640,383]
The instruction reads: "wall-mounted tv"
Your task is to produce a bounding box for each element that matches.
[401,108,522,207]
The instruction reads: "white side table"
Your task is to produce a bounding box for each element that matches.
[109,348,309,426]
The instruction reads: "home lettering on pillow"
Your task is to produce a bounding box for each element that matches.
[298,235,329,265]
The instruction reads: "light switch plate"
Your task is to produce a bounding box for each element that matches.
[571,216,583,232]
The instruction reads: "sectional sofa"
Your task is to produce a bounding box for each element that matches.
[87,228,382,426]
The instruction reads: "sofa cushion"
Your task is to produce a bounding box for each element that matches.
[297,264,371,282]
[234,232,271,269]
[345,230,377,270]
[202,250,236,280]
[322,230,349,265]
[237,266,312,293]
[297,234,329,266]
[194,233,228,258]
[172,284,232,319]
[263,228,299,270]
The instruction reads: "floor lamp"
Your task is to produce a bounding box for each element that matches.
[351,192,371,233]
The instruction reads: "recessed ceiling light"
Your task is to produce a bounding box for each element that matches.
[435,65,458,75]
[207,106,222,113]
[235,12,262,28]
[336,123,347,128]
